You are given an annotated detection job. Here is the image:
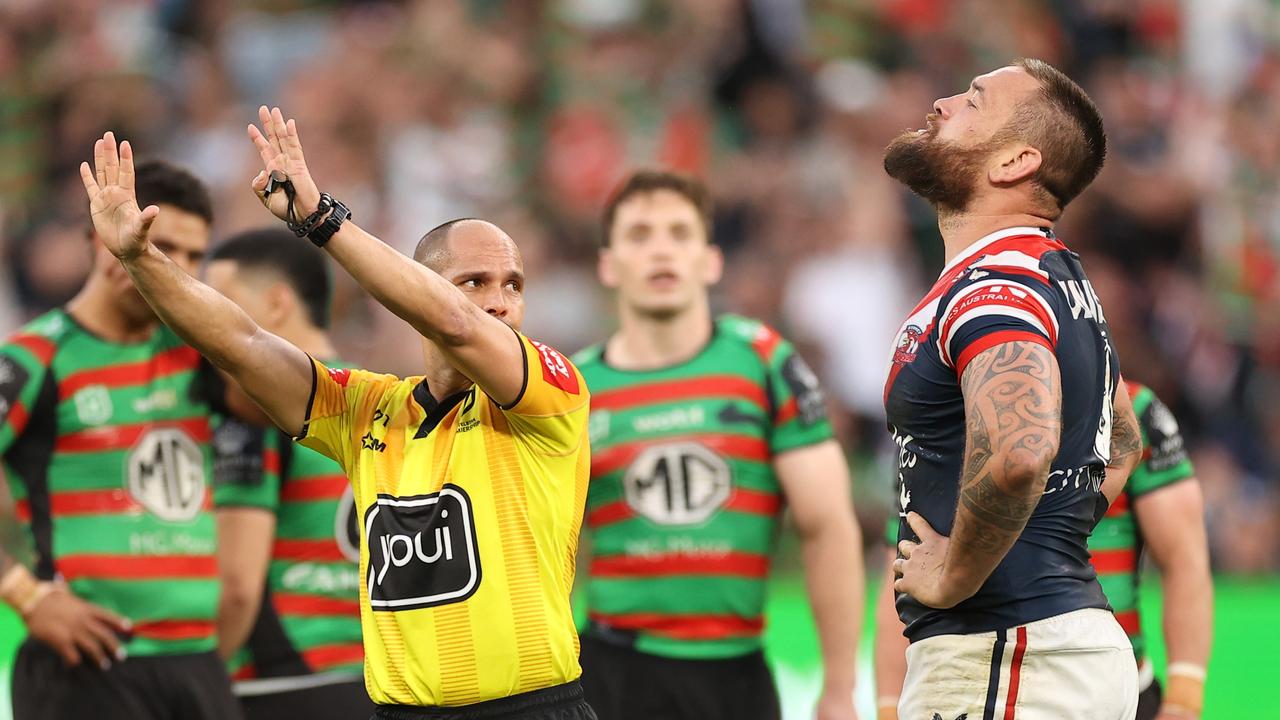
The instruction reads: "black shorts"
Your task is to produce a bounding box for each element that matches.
[372,681,595,720]
[1136,677,1163,720]
[11,638,242,720]
[241,678,374,720]
[578,631,781,720]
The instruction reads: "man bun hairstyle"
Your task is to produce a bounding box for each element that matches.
[1010,58,1108,214]
[134,160,214,226]
[601,169,713,246]
[209,228,332,329]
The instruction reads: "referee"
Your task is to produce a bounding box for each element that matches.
[78,111,595,719]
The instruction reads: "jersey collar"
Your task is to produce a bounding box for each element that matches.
[939,225,1053,278]
[412,382,473,439]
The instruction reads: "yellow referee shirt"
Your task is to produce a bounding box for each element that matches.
[297,333,590,707]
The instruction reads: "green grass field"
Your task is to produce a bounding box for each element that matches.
[0,576,1272,718]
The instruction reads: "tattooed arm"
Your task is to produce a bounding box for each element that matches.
[895,341,1061,608]
[1101,384,1141,505]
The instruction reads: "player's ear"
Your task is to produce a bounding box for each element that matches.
[703,244,724,286]
[598,248,619,289]
[264,280,294,328]
[990,144,1041,186]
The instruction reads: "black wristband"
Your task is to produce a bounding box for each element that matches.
[306,197,351,247]
[288,193,335,238]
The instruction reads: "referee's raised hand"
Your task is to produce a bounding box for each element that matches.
[247,105,323,222]
[79,131,156,261]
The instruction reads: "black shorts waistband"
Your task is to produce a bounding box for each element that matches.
[374,681,584,719]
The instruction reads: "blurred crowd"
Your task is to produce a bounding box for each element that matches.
[1,0,1277,573]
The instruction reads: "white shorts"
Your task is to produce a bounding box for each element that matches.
[899,608,1139,720]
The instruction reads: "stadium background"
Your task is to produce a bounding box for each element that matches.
[0,0,1277,717]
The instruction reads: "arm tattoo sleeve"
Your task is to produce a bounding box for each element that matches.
[1107,387,1142,473]
[950,341,1063,581]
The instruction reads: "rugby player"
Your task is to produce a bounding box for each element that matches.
[79,112,595,720]
[205,228,371,719]
[0,161,241,719]
[574,170,863,720]
[880,59,1145,719]
[874,380,1213,720]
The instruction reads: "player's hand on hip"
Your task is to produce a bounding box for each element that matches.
[814,687,858,720]
[247,105,323,220]
[25,583,132,670]
[893,512,963,609]
[79,132,158,261]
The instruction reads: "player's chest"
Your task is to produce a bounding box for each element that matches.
[48,356,211,522]
[586,382,774,527]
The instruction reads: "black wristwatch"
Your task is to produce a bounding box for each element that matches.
[305,196,352,248]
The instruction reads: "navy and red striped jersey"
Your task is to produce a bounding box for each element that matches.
[884,226,1119,642]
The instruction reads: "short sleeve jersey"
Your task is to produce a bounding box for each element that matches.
[297,333,590,707]
[575,315,834,659]
[1089,381,1195,662]
[0,309,218,656]
[211,361,364,683]
[884,227,1119,642]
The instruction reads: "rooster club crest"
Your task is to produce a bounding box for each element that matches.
[893,325,924,365]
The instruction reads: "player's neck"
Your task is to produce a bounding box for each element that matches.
[609,300,713,370]
[275,320,337,361]
[66,275,158,343]
[937,209,1055,266]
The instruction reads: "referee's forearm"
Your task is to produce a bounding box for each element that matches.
[321,221,473,345]
[122,246,261,370]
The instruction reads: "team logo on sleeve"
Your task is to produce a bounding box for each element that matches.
[365,484,481,610]
[0,356,28,425]
[328,367,352,387]
[211,421,264,488]
[781,353,826,425]
[530,340,580,395]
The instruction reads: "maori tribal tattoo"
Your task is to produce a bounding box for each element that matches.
[1107,387,1142,473]
[952,341,1062,568]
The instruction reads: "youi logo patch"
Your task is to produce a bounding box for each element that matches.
[364,484,481,611]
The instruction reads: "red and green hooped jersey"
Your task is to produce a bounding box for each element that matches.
[575,315,834,659]
[1089,381,1195,663]
[0,309,217,656]
[212,361,363,684]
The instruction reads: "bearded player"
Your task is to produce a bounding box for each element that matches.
[875,379,1213,720]
[882,59,1145,719]
[574,170,864,720]
[0,161,241,719]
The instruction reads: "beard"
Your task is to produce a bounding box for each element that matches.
[883,125,994,214]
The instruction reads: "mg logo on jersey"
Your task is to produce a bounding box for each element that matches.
[893,325,923,365]
[128,428,206,522]
[364,484,481,611]
[624,442,731,525]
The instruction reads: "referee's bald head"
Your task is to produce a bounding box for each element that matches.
[414,218,518,273]
[413,218,526,328]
